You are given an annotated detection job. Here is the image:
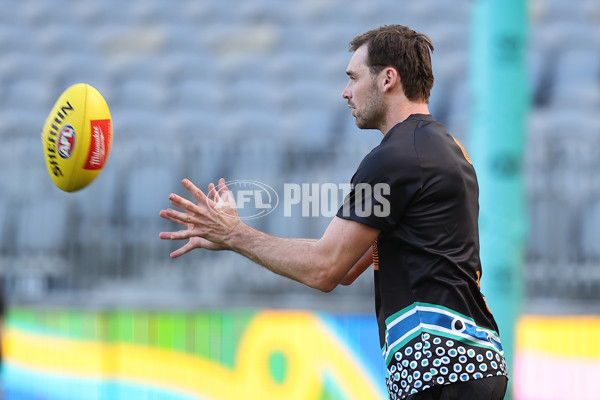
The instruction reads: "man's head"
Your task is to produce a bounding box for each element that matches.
[342,25,435,132]
[350,25,435,103]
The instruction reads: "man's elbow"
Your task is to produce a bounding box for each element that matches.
[309,275,337,293]
[315,280,338,293]
[318,280,338,293]
[309,265,344,293]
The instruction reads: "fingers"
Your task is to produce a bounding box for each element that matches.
[168,192,199,213]
[159,209,191,227]
[158,231,171,240]
[218,178,228,194]
[160,178,232,259]
[159,228,192,241]
[207,179,235,209]
[170,241,196,259]
[160,206,198,227]
[208,182,222,203]
[178,178,230,205]
[167,192,186,209]
[182,178,209,204]
[218,178,236,205]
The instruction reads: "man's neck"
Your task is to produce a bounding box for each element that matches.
[381,102,430,135]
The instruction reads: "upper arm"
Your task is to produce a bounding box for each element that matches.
[313,216,380,290]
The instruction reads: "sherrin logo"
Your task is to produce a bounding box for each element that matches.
[57,124,76,159]
[42,100,75,177]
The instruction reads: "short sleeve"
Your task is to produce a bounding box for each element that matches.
[336,143,422,232]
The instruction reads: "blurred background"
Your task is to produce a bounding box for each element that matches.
[0,0,599,399]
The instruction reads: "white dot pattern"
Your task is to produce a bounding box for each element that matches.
[385,333,508,399]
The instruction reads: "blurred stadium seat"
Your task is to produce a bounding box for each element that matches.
[158,109,225,141]
[5,79,61,113]
[0,53,48,89]
[125,165,181,221]
[32,23,92,56]
[0,23,34,53]
[116,78,170,111]
[15,199,69,254]
[111,109,162,139]
[551,49,600,110]
[222,109,284,140]
[171,78,227,113]
[0,198,8,255]
[0,107,47,139]
[227,77,282,111]
[45,53,106,96]
[159,52,219,87]
[582,198,600,262]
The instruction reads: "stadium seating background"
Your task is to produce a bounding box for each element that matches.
[1,0,599,313]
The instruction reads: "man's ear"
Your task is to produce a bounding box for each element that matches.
[382,67,399,93]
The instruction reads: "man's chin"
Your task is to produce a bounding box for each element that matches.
[354,118,370,130]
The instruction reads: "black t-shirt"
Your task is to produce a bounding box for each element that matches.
[337,114,508,399]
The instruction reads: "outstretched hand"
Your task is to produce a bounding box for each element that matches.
[159,178,241,258]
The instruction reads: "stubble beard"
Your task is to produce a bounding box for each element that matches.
[354,83,386,131]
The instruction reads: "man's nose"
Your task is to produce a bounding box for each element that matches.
[342,83,351,99]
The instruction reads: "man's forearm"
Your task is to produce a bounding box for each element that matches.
[226,223,339,291]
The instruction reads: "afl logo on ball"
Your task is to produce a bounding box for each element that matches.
[57,124,76,159]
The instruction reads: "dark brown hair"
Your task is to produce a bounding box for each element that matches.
[350,25,435,103]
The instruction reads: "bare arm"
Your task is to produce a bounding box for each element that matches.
[159,179,380,292]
